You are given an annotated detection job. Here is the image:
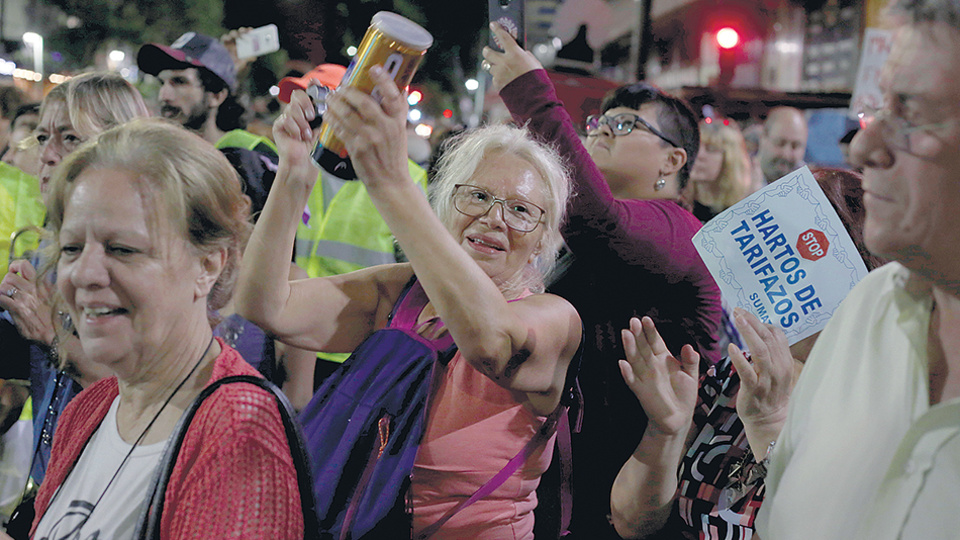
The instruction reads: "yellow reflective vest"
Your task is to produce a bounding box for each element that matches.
[215,128,278,154]
[296,160,429,363]
[0,162,45,276]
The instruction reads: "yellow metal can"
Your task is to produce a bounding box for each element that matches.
[313,11,433,179]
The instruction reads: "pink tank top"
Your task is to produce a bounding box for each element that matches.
[410,295,556,540]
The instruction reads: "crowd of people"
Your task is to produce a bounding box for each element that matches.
[0,0,957,538]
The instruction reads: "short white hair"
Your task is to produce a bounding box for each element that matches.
[430,123,572,293]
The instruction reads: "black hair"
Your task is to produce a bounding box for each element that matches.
[195,67,247,132]
[601,82,700,189]
[11,103,39,125]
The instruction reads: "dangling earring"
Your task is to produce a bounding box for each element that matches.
[654,175,667,191]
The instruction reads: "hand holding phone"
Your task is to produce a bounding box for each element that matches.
[235,24,281,59]
[489,0,525,51]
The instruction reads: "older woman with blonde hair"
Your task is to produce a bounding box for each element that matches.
[14,118,304,539]
[686,119,753,222]
[0,76,151,519]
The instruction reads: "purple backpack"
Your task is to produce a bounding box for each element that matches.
[298,278,456,539]
[299,278,579,539]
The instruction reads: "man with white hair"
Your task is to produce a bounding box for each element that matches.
[755,1,960,538]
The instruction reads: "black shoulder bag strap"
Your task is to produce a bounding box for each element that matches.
[133,375,321,540]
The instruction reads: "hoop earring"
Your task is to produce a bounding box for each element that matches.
[654,176,667,191]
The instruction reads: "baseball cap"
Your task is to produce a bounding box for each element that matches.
[277,64,347,104]
[138,32,237,91]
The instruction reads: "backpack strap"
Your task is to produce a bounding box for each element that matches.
[388,277,455,353]
[557,333,585,537]
[134,375,321,540]
[416,403,567,540]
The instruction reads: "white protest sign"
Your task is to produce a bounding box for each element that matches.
[849,28,892,119]
[693,166,869,345]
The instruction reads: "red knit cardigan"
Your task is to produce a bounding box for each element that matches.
[31,339,304,539]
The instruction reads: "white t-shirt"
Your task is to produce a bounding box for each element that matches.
[34,396,166,540]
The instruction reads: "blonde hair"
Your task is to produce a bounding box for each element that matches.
[46,118,251,318]
[39,72,150,140]
[430,123,571,294]
[691,120,752,212]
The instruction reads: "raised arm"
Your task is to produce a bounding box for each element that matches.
[322,66,581,415]
[484,24,694,273]
[234,91,407,354]
[611,317,699,538]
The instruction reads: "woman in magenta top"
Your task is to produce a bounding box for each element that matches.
[484,24,722,538]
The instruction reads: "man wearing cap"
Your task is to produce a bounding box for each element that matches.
[277,65,430,385]
[137,31,278,214]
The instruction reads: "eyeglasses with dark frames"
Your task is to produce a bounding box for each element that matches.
[452,184,545,233]
[585,113,681,148]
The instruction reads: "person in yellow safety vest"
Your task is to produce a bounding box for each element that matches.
[0,162,44,277]
[277,64,430,380]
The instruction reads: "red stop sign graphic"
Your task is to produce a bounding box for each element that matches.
[797,229,829,261]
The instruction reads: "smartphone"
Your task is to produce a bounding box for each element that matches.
[489,0,525,51]
[235,24,281,59]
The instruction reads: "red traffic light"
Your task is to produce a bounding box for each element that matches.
[716,27,740,50]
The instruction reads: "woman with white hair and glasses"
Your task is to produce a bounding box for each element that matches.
[236,66,582,539]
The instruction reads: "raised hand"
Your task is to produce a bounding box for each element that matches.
[619,316,700,437]
[322,65,410,190]
[728,308,802,459]
[272,90,321,189]
[481,22,544,93]
[220,27,256,74]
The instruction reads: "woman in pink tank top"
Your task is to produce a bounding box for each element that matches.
[237,66,583,539]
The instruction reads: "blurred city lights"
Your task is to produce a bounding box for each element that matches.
[464,78,479,91]
[346,46,358,57]
[109,50,126,63]
[269,85,280,97]
[442,109,453,119]
[775,41,801,54]
[408,108,422,122]
[22,32,43,76]
[716,27,740,50]
[415,124,433,138]
[0,60,15,76]
[407,90,422,105]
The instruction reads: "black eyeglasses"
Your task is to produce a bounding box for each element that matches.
[585,113,680,147]
[452,184,544,233]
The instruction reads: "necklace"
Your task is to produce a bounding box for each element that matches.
[39,335,215,532]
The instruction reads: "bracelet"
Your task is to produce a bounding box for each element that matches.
[726,439,776,494]
[753,439,777,478]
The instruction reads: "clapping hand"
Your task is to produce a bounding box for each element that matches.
[0,259,55,345]
[619,316,700,437]
[728,308,802,458]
